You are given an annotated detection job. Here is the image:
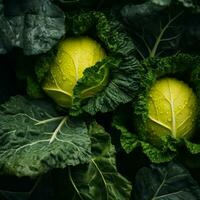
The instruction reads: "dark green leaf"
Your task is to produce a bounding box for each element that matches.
[0,96,91,177]
[184,139,200,154]
[0,0,65,55]
[69,122,132,200]
[133,162,200,200]
[119,1,182,58]
[112,113,177,163]
[140,141,176,163]
[112,112,139,153]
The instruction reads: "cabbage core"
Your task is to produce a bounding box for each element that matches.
[147,78,198,139]
[42,36,106,108]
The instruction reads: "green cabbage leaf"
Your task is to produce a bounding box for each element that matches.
[0,0,65,55]
[133,162,200,200]
[0,96,91,177]
[0,115,132,200]
[117,0,200,58]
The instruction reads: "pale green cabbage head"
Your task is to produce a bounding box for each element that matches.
[147,78,198,139]
[42,36,106,108]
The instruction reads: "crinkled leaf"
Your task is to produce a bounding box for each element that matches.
[68,122,132,200]
[71,56,140,115]
[0,96,91,177]
[74,58,112,101]
[0,0,65,55]
[112,112,139,153]
[133,162,200,200]
[140,141,176,163]
[184,139,200,154]
[112,114,176,163]
[117,125,138,154]
[71,57,119,115]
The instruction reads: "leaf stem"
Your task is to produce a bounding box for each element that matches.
[91,159,108,200]
[151,173,167,200]
[35,116,65,125]
[49,116,67,144]
[68,167,84,200]
[149,12,183,58]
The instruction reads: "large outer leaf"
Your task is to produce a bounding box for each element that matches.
[133,162,200,200]
[68,122,132,200]
[0,96,91,177]
[66,11,142,115]
[118,1,181,58]
[0,0,65,55]
[117,0,200,58]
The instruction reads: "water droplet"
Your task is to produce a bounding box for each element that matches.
[167,118,172,122]
[62,75,68,81]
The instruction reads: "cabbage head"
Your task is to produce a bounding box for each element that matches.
[113,54,200,163]
[42,36,106,108]
[147,78,198,139]
[29,11,141,116]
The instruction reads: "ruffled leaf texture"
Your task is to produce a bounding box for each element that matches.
[113,111,177,163]
[0,0,65,55]
[0,96,91,177]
